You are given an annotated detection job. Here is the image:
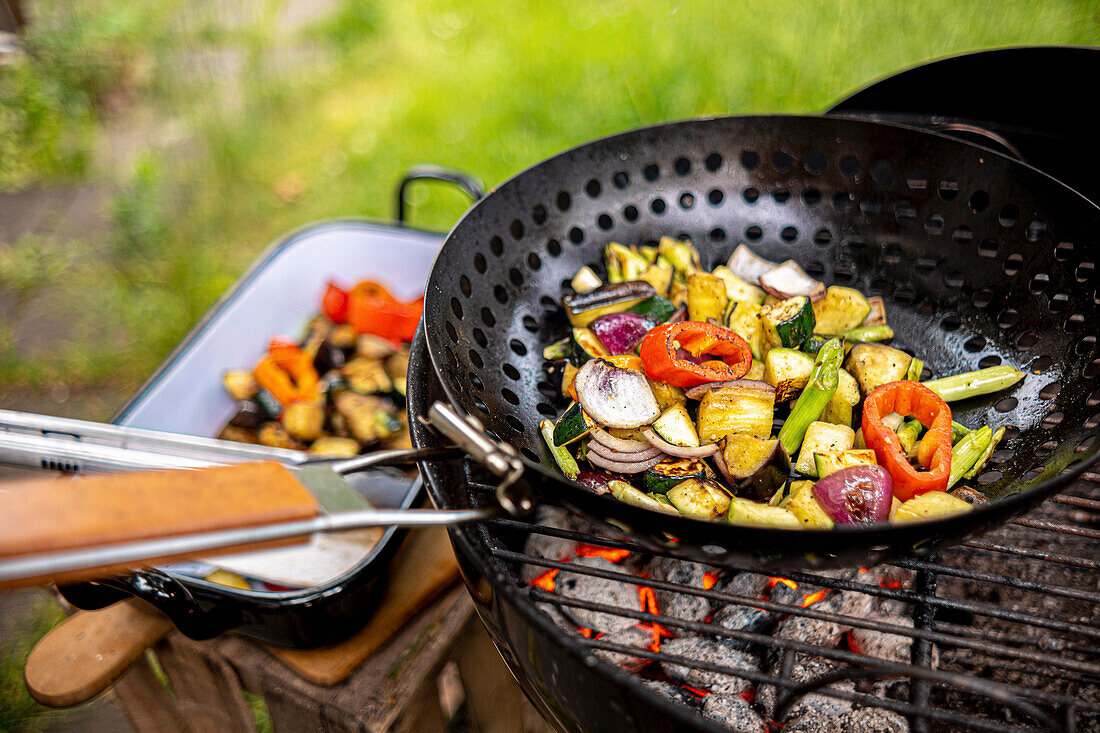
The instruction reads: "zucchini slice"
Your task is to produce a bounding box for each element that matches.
[819,368,860,427]
[764,348,815,402]
[697,381,776,442]
[609,479,680,514]
[571,327,611,363]
[795,421,856,476]
[812,286,872,335]
[652,404,701,447]
[629,295,679,323]
[643,459,710,494]
[563,281,656,327]
[720,434,791,502]
[785,480,835,528]
[727,496,802,529]
[813,449,878,478]
[724,301,766,360]
[666,478,732,521]
[687,271,730,323]
[712,266,767,305]
[844,343,913,396]
[760,296,816,351]
[552,401,595,446]
[893,492,973,523]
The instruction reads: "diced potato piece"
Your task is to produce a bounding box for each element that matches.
[893,492,974,523]
[795,421,855,475]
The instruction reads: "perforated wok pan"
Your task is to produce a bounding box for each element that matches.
[411,114,1100,569]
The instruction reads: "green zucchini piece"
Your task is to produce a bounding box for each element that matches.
[720,434,791,502]
[563,281,656,327]
[712,266,767,305]
[571,327,611,363]
[652,404,701,447]
[724,301,766,360]
[609,479,680,514]
[649,492,678,509]
[727,496,802,529]
[643,459,710,494]
[697,381,776,442]
[760,296,816,350]
[552,402,594,446]
[543,335,573,361]
[648,378,687,411]
[687,271,730,323]
[764,348,815,402]
[812,286,872,335]
[814,449,877,478]
[844,343,913,395]
[571,266,603,293]
[540,419,579,480]
[666,478,732,521]
[795,421,855,476]
[628,295,678,323]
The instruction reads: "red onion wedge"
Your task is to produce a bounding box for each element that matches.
[590,312,657,355]
[587,451,666,474]
[685,379,774,401]
[641,428,719,459]
[712,448,735,485]
[587,438,664,462]
[590,425,652,453]
[576,470,614,494]
[759,260,826,302]
[812,465,893,524]
[727,244,778,285]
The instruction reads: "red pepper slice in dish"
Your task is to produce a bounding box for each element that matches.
[861,380,953,501]
[638,322,752,389]
[321,282,350,324]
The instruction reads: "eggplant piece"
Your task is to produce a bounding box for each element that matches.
[574,358,661,429]
[313,340,347,374]
[687,272,729,323]
[819,368,860,427]
[811,286,872,335]
[334,391,399,445]
[726,244,778,285]
[309,436,361,458]
[228,400,265,430]
[666,478,732,520]
[638,261,674,295]
[795,421,855,476]
[860,296,887,327]
[218,425,258,444]
[724,301,765,360]
[760,296,816,351]
[697,381,776,442]
[719,434,791,502]
[727,496,802,529]
[758,260,826,302]
[590,312,656,355]
[893,492,973,523]
[344,357,393,394]
[643,459,711,494]
[223,371,258,401]
[845,343,913,395]
[949,486,989,506]
[813,449,877,478]
[764,348,815,402]
[254,388,282,419]
[563,281,656,327]
[648,378,687,411]
[577,469,613,494]
[711,266,767,305]
[785,480,835,528]
[258,422,303,450]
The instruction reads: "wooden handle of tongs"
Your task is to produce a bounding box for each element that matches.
[0,462,320,590]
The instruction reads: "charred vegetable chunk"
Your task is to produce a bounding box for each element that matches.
[563,281,656,327]
[812,286,872,335]
[335,391,400,445]
[343,357,393,394]
[892,491,973,523]
[258,422,302,450]
[643,459,711,494]
[760,296,816,351]
[727,496,802,529]
[697,381,776,442]
[795,421,855,476]
[283,400,325,442]
[785,480,835,529]
[687,272,729,323]
[720,434,791,502]
[666,478,732,520]
[764,348,814,402]
[813,449,877,478]
[844,343,912,395]
[309,436,361,458]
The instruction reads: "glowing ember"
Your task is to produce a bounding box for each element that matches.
[682,685,710,699]
[637,584,673,652]
[801,589,830,607]
[739,688,757,703]
[531,568,559,592]
[575,543,632,563]
[879,579,905,589]
[577,627,603,640]
[702,572,719,590]
[766,576,798,593]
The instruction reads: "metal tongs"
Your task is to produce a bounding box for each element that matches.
[0,403,531,587]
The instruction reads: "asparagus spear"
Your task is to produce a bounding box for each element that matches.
[540,419,579,480]
[951,421,971,444]
[948,425,993,488]
[778,338,843,455]
[964,426,1005,480]
[906,357,924,381]
[924,365,1026,402]
[897,419,923,455]
[841,325,894,342]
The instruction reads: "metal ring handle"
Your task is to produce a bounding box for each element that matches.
[395,165,484,228]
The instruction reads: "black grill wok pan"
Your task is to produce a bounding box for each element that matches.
[410,114,1100,569]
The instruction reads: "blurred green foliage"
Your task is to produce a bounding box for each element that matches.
[0,595,66,733]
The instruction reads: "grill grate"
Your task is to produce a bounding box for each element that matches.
[464,466,1100,732]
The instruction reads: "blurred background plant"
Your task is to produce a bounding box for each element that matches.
[0,0,1096,729]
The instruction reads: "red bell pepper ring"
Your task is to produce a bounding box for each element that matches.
[638,322,752,389]
[347,281,423,342]
[861,380,953,501]
[322,282,350,324]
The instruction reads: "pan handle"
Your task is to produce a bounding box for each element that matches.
[394,165,484,228]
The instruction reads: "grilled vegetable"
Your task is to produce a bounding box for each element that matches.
[780,339,844,457]
[719,434,791,501]
[629,295,679,323]
[794,420,855,476]
[814,449,877,478]
[666,478,732,520]
[329,324,357,349]
[552,401,595,446]
[228,401,265,430]
[964,426,1004,480]
[574,358,661,429]
[697,381,776,442]
[356,334,398,359]
[726,244,778,285]
[604,243,649,283]
[845,343,913,395]
[861,296,887,327]
[283,399,325,442]
[258,422,302,450]
[759,260,826,302]
[906,357,924,382]
[590,312,656,355]
[643,459,711,494]
[639,321,752,389]
[651,403,701,447]
[254,388,282,419]
[712,266,767,305]
[566,327,612,363]
[764,348,814,402]
[639,261,674,295]
[687,272,730,323]
[334,391,400,444]
[862,381,953,500]
[648,378,687,411]
[610,479,680,514]
[577,470,613,494]
[313,340,347,374]
[657,236,701,276]
[896,419,923,455]
[309,436,361,458]
[727,496,802,529]
[563,281,656,327]
[893,491,973,523]
[949,486,989,506]
[541,419,580,480]
[948,425,993,489]
[785,480,835,529]
[819,369,860,427]
[923,365,1026,402]
[812,286,871,335]
[724,301,766,359]
[812,465,893,525]
[841,325,895,342]
[760,296,816,351]
[343,357,393,394]
[223,371,258,401]
[571,265,603,293]
[668,279,689,307]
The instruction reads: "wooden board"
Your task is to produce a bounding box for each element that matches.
[268,526,461,686]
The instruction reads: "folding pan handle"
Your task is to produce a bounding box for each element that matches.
[394,165,484,228]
